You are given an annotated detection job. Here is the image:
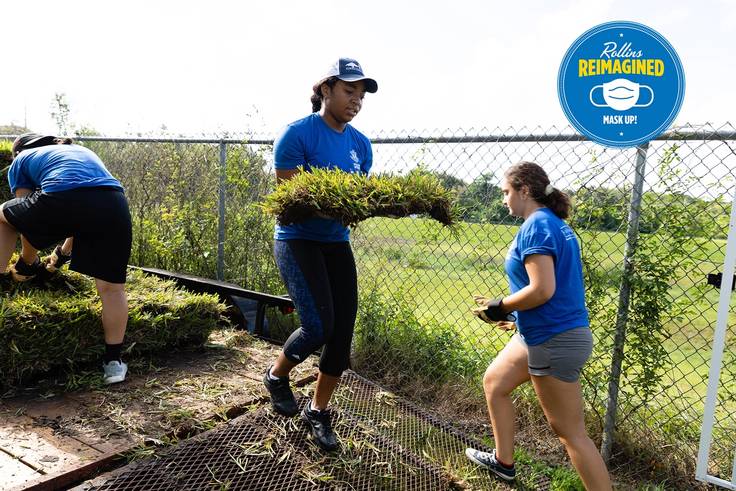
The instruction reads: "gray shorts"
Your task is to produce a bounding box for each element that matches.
[514,327,593,382]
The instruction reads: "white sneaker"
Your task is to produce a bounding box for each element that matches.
[102,360,128,384]
[465,448,516,481]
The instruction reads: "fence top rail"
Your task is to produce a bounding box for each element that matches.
[370,130,736,144]
[0,136,275,145]
[1,130,734,145]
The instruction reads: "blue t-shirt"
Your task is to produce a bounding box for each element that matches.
[273,113,373,242]
[505,207,589,345]
[8,144,123,194]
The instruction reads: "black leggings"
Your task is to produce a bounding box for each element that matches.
[274,239,358,377]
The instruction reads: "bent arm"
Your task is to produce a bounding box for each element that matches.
[501,254,556,312]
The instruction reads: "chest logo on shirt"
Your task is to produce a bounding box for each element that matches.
[349,149,361,171]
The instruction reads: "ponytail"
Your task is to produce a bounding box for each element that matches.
[540,187,572,220]
[310,77,338,112]
[310,91,322,113]
[504,161,571,219]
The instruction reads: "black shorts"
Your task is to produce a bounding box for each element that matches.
[2,187,132,284]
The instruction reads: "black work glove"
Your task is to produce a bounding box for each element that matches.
[471,295,516,324]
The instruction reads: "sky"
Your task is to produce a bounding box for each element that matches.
[2,0,734,138]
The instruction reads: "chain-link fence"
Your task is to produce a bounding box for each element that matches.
[350,124,736,488]
[2,123,735,487]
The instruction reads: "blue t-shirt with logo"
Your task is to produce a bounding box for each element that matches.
[273,113,373,242]
[8,144,123,194]
[505,207,589,345]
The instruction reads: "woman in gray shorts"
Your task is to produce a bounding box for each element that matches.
[466,162,611,490]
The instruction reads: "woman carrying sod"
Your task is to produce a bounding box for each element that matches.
[466,162,611,489]
[263,58,377,451]
[0,134,132,385]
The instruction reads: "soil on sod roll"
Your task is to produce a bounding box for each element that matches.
[263,168,459,227]
[0,266,226,390]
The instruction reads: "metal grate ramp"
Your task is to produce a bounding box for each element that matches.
[81,371,550,490]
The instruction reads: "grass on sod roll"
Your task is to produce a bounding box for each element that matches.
[1,139,12,200]
[0,263,226,389]
[262,167,460,227]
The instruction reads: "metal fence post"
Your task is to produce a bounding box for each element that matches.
[217,140,227,281]
[600,142,649,463]
[696,183,736,488]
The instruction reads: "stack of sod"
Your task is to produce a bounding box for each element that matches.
[262,168,459,227]
[0,266,226,389]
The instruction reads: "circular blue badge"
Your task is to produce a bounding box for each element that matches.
[558,21,685,148]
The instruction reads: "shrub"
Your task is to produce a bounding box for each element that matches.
[351,285,482,397]
[82,140,282,293]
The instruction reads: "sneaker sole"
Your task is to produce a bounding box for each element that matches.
[464,448,515,481]
[104,375,126,384]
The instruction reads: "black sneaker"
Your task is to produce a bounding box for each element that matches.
[44,245,72,272]
[263,367,298,417]
[465,448,516,481]
[301,405,338,451]
[10,256,43,282]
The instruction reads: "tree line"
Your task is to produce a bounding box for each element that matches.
[429,171,728,238]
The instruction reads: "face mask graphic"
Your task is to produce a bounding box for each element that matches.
[589,78,654,111]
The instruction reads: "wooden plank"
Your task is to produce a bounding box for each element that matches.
[0,396,136,491]
[0,414,102,475]
[9,447,134,491]
[3,395,133,449]
[0,450,41,491]
[63,431,135,455]
[11,396,82,421]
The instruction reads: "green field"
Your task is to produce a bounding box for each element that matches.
[351,216,736,473]
[353,216,731,345]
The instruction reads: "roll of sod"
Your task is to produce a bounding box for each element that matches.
[263,168,459,227]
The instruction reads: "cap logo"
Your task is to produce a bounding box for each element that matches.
[344,61,361,72]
